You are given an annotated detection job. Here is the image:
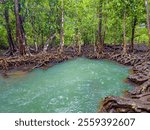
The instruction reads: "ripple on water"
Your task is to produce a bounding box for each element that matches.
[0,58,132,113]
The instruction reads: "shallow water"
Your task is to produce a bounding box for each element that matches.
[0,58,132,113]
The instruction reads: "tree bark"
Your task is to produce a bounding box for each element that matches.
[14,0,26,55]
[60,0,64,53]
[99,0,103,46]
[114,27,117,45]
[96,0,103,54]
[43,33,56,52]
[123,11,127,53]
[77,32,81,55]
[130,16,137,52]
[103,13,107,46]
[30,14,38,52]
[145,0,150,47]
[4,5,16,55]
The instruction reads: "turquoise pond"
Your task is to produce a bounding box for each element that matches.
[0,58,132,113]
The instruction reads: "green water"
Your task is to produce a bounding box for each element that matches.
[0,58,132,113]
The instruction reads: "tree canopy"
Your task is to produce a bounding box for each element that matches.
[0,0,149,55]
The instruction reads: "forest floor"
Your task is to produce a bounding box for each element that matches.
[0,44,150,113]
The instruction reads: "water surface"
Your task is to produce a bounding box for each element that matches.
[0,58,132,113]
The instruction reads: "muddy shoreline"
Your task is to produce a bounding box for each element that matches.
[0,45,150,113]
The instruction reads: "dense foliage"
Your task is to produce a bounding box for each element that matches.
[0,0,149,52]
